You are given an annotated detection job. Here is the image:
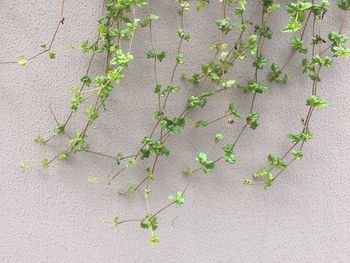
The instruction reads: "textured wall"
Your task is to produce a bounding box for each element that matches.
[1,1,350,262]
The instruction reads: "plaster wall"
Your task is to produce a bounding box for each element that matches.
[1,1,350,262]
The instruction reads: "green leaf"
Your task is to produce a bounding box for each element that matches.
[68,132,87,154]
[223,144,236,164]
[182,73,200,84]
[85,106,99,124]
[113,217,120,227]
[243,81,268,94]
[188,95,207,108]
[267,154,286,170]
[179,1,190,13]
[183,167,193,175]
[288,133,301,144]
[264,172,273,189]
[87,177,97,184]
[70,93,83,112]
[254,24,273,39]
[216,18,233,34]
[40,42,47,49]
[116,153,123,165]
[283,17,302,32]
[153,84,161,94]
[306,95,328,109]
[215,133,224,143]
[107,67,124,84]
[228,103,240,119]
[254,167,270,179]
[140,14,159,27]
[291,36,308,54]
[195,120,208,128]
[253,56,267,69]
[177,28,190,41]
[58,151,68,160]
[71,86,79,94]
[333,45,350,58]
[176,53,184,64]
[196,0,207,10]
[160,117,185,135]
[127,185,135,195]
[20,162,29,169]
[140,214,158,230]
[80,76,92,86]
[127,158,136,167]
[54,124,65,135]
[48,51,56,59]
[292,150,303,159]
[110,49,133,66]
[79,40,89,52]
[148,234,160,244]
[146,50,155,59]
[164,84,180,94]
[18,54,27,67]
[196,152,214,173]
[253,168,273,189]
[146,167,154,180]
[338,0,350,10]
[268,63,288,83]
[222,80,236,89]
[41,159,49,169]
[301,130,314,141]
[240,178,252,185]
[312,1,329,16]
[146,51,166,62]
[283,2,313,32]
[35,135,45,145]
[156,51,166,62]
[246,112,260,129]
[168,191,185,206]
[246,35,258,54]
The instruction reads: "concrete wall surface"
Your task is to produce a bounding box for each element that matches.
[1,1,350,262]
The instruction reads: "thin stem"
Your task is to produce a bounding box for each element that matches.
[0,0,65,65]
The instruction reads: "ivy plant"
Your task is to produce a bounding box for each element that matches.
[4,0,349,244]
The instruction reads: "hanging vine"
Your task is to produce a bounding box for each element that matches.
[4,0,349,244]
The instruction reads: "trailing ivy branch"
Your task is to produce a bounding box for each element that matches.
[11,0,350,244]
[0,0,66,66]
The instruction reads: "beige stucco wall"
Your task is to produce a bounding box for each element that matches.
[1,1,350,262]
